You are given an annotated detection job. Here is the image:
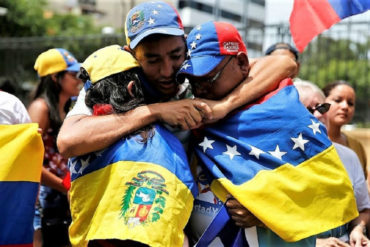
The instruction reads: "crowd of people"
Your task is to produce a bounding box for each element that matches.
[0,1,369,247]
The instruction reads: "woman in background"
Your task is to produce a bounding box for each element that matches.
[28,48,82,247]
[323,81,368,184]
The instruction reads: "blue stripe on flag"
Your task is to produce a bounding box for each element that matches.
[0,182,39,245]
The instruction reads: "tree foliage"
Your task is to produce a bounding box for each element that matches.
[299,36,370,124]
[0,0,99,37]
[0,0,47,36]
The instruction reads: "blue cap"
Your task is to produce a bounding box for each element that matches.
[177,21,246,78]
[125,1,184,49]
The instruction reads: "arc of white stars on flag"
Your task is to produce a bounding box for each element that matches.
[78,156,91,174]
[308,119,321,135]
[291,133,309,151]
[223,145,241,160]
[249,145,264,159]
[152,10,159,15]
[268,145,287,160]
[199,137,215,153]
[195,34,202,40]
[69,159,79,175]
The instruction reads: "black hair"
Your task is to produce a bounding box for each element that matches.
[84,68,153,140]
[322,80,353,97]
[265,42,299,61]
[31,71,71,136]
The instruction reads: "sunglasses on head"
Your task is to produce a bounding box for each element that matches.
[307,103,331,114]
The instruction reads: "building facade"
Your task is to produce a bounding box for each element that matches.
[175,0,266,57]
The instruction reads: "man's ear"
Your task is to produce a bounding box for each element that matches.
[127,80,135,98]
[123,45,131,52]
[236,52,249,76]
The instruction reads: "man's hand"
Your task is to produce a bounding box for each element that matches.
[349,224,370,247]
[153,99,213,130]
[225,196,264,228]
[316,237,351,247]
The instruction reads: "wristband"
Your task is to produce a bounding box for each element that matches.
[62,171,71,191]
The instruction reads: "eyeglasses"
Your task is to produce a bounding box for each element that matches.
[307,103,331,114]
[203,56,234,84]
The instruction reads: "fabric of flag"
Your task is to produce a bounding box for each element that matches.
[290,0,370,52]
[194,78,358,242]
[0,123,44,247]
[69,124,197,247]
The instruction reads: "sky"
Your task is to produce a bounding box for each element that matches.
[265,0,370,25]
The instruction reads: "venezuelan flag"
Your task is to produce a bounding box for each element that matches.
[194,78,357,242]
[290,0,370,52]
[0,123,43,246]
[69,124,197,247]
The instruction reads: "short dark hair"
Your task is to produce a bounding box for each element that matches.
[265,42,299,61]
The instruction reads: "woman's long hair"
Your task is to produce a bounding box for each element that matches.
[31,71,71,136]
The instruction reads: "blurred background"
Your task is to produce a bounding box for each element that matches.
[0,0,369,127]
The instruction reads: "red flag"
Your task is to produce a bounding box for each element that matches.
[290,0,370,52]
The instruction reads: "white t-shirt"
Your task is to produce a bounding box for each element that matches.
[0,91,31,124]
[334,142,370,211]
[66,87,92,117]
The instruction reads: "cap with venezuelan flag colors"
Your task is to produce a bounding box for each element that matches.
[34,48,80,77]
[81,45,139,84]
[125,1,184,49]
[177,21,246,78]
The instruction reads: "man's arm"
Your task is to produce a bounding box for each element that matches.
[57,99,211,158]
[202,55,297,122]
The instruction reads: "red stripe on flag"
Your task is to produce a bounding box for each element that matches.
[289,0,340,52]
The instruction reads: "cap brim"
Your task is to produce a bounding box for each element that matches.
[177,55,225,78]
[129,27,184,49]
[66,63,81,73]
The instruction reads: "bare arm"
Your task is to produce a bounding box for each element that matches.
[28,99,67,193]
[57,99,212,158]
[202,55,297,122]
[41,168,68,194]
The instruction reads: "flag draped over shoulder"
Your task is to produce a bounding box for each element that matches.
[69,124,197,247]
[0,123,44,247]
[195,78,357,242]
[290,0,370,52]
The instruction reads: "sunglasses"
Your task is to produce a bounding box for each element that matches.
[307,103,331,114]
[203,56,234,84]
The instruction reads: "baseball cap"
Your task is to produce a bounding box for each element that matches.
[34,48,81,77]
[177,21,246,78]
[81,45,139,84]
[265,42,299,61]
[125,1,184,49]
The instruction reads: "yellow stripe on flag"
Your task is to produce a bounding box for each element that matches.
[0,123,44,182]
[211,145,358,242]
[70,161,194,247]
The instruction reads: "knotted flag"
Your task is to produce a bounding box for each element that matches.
[0,123,44,247]
[290,0,370,52]
[194,78,357,242]
[68,124,197,247]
